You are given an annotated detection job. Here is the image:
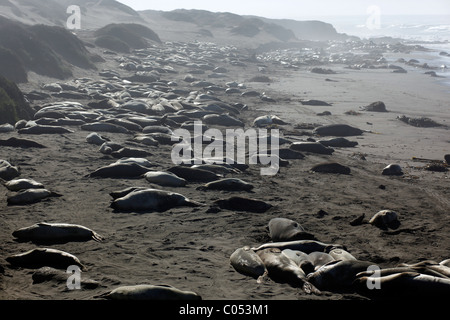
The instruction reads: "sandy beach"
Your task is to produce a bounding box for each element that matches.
[0,12,449,307]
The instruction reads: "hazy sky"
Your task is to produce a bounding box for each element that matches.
[117,0,450,19]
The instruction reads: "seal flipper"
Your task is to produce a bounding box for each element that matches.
[302,281,321,295]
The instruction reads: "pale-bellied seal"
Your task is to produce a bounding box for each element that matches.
[167,166,221,182]
[310,162,351,175]
[132,134,159,146]
[268,218,316,241]
[80,122,131,134]
[6,248,85,271]
[3,178,44,191]
[18,125,74,134]
[110,188,202,212]
[256,248,320,294]
[382,164,403,176]
[398,260,450,278]
[196,178,254,191]
[32,266,99,289]
[109,187,149,200]
[306,260,373,291]
[97,284,202,300]
[144,171,187,187]
[353,272,450,299]
[230,246,267,279]
[313,124,364,137]
[211,196,273,213]
[191,164,240,175]
[328,248,357,261]
[307,252,336,271]
[369,209,400,230]
[7,188,62,205]
[86,132,109,146]
[113,158,154,168]
[87,163,150,178]
[290,142,334,155]
[252,240,345,254]
[111,147,152,158]
[12,222,104,244]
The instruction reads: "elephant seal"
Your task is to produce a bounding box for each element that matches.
[3,178,44,191]
[382,164,403,176]
[290,142,334,155]
[110,188,202,212]
[328,248,357,261]
[113,158,154,168]
[12,222,104,244]
[109,187,149,200]
[252,240,345,254]
[196,178,254,191]
[167,166,221,182]
[353,272,450,299]
[144,171,187,187]
[7,189,62,205]
[318,137,358,148]
[111,147,152,159]
[88,163,150,178]
[98,284,202,300]
[212,196,272,213]
[81,122,131,134]
[230,246,267,279]
[32,266,99,289]
[306,260,373,291]
[0,160,20,181]
[6,248,85,270]
[307,252,336,271]
[0,137,46,148]
[268,218,316,241]
[313,124,364,137]
[369,210,400,230]
[86,132,109,146]
[310,162,351,174]
[18,125,74,134]
[256,248,320,294]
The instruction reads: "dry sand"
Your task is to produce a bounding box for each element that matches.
[0,35,449,308]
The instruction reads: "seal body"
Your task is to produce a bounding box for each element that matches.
[230,247,267,279]
[12,222,104,243]
[6,248,85,270]
[197,178,253,191]
[101,284,202,300]
[110,188,202,212]
[144,171,187,187]
[268,218,315,241]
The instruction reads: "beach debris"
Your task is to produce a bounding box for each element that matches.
[397,115,444,128]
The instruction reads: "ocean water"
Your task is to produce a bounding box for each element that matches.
[321,15,450,90]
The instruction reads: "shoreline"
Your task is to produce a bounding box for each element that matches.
[1,35,449,301]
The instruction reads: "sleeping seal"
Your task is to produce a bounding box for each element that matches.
[98,284,202,300]
[230,246,267,279]
[196,178,254,191]
[256,248,320,294]
[110,188,202,212]
[268,218,316,241]
[6,248,86,270]
[7,189,62,205]
[12,222,104,243]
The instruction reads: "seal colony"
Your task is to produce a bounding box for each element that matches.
[0,20,449,301]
